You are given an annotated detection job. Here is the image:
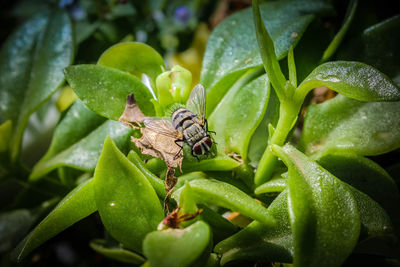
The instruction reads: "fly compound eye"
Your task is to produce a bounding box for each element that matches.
[193,143,202,155]
[204,137,212,148]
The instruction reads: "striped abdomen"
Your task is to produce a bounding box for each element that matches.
[171,107,206,147]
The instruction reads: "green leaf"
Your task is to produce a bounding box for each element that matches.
[143,221,211,267]
[94,137,164,252]
[97,42,165,93]
[198,205,238,244]
[89,239,145,264]
[247,88,280,164]
[296,61,400,102]
[349,187,399,257]
[208,74,269,160]
[272,144,360,267]
[182,155,240,172]
[317,153,400,229]
[40,100,106,163]
[299,95,400,157]
[127,150,165,199]
[64,65,155,120]
[337,15,400,80]
[255,176,287,194]
[30,120,133,181]
[12,179,97,261]
[0,9,73,162]
[320,0,358,63]
[252,0,287,96]
[201,0,333,90]
[173,178,275,226]
[215,190,293,265]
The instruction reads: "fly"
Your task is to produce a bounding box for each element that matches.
[144,84,215,160]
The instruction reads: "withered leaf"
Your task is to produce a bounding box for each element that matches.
[119,93,146,128]
[131,128,183,169]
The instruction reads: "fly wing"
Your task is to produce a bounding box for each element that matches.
[186,84,206,124]
[143,117,179,138]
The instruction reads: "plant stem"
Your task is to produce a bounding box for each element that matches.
[254,99,300,186]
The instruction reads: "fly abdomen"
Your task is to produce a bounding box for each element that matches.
[171,108,197,131]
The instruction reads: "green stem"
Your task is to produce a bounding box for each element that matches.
[254,99,300,186]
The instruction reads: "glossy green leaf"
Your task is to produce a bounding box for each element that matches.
[296,61,400,102]
[94,137,164,252]
[255,176,287,194]
[97,41,164,78]
[182,155,240,172]
[12,179,97,261]
[198,205,238,244]
[350,187,399,257]
[173,178,275,226]
[40,100,106,163]
[317,153,400,228]
[272,144,360,267]
[208,74,269,160]
[252,0,287,96]
[215,190,293,265]
[89,239,145,264]
[349,187,393,241]
[30,120,133,180]
[337,15,400,80]
[299,94,400,157]
[143,221,211,267]
[0,8,73,162]
[201,0,333,90]
[247,88,280,164]
[127,150,165,199]
[64,65,155,120]
[97,42,165,93]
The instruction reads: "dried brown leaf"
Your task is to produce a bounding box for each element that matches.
[131,128,183,169]
[119,93,145,128]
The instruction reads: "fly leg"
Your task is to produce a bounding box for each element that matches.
[205,119,216,135]
[174,139,184,160]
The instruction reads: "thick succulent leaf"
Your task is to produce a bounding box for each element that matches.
[208,74,269,160]
[12,179,97,261]
[0,8,73,161]
[30,120,133,180]
[297,61,400,102]
[127,150,165,199]
[198,205,238,244]
[317,153,400,230]
[173,178,275,226]
[40,100,106,163]
[255,176,287,194]
[272,144,360,267]
[215,190,293,265]
[182,155,240,172]
[350,187,399,257]
[94,137,164,253]
[252,0,287,94]
[248,88,280,164]
[143,221,211,267]
[89,239,145,264]
[64,65,155,120]
[337,15,400,80]
[201,0,333,90]
[97,42,165,93]
[299,94,400,157]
